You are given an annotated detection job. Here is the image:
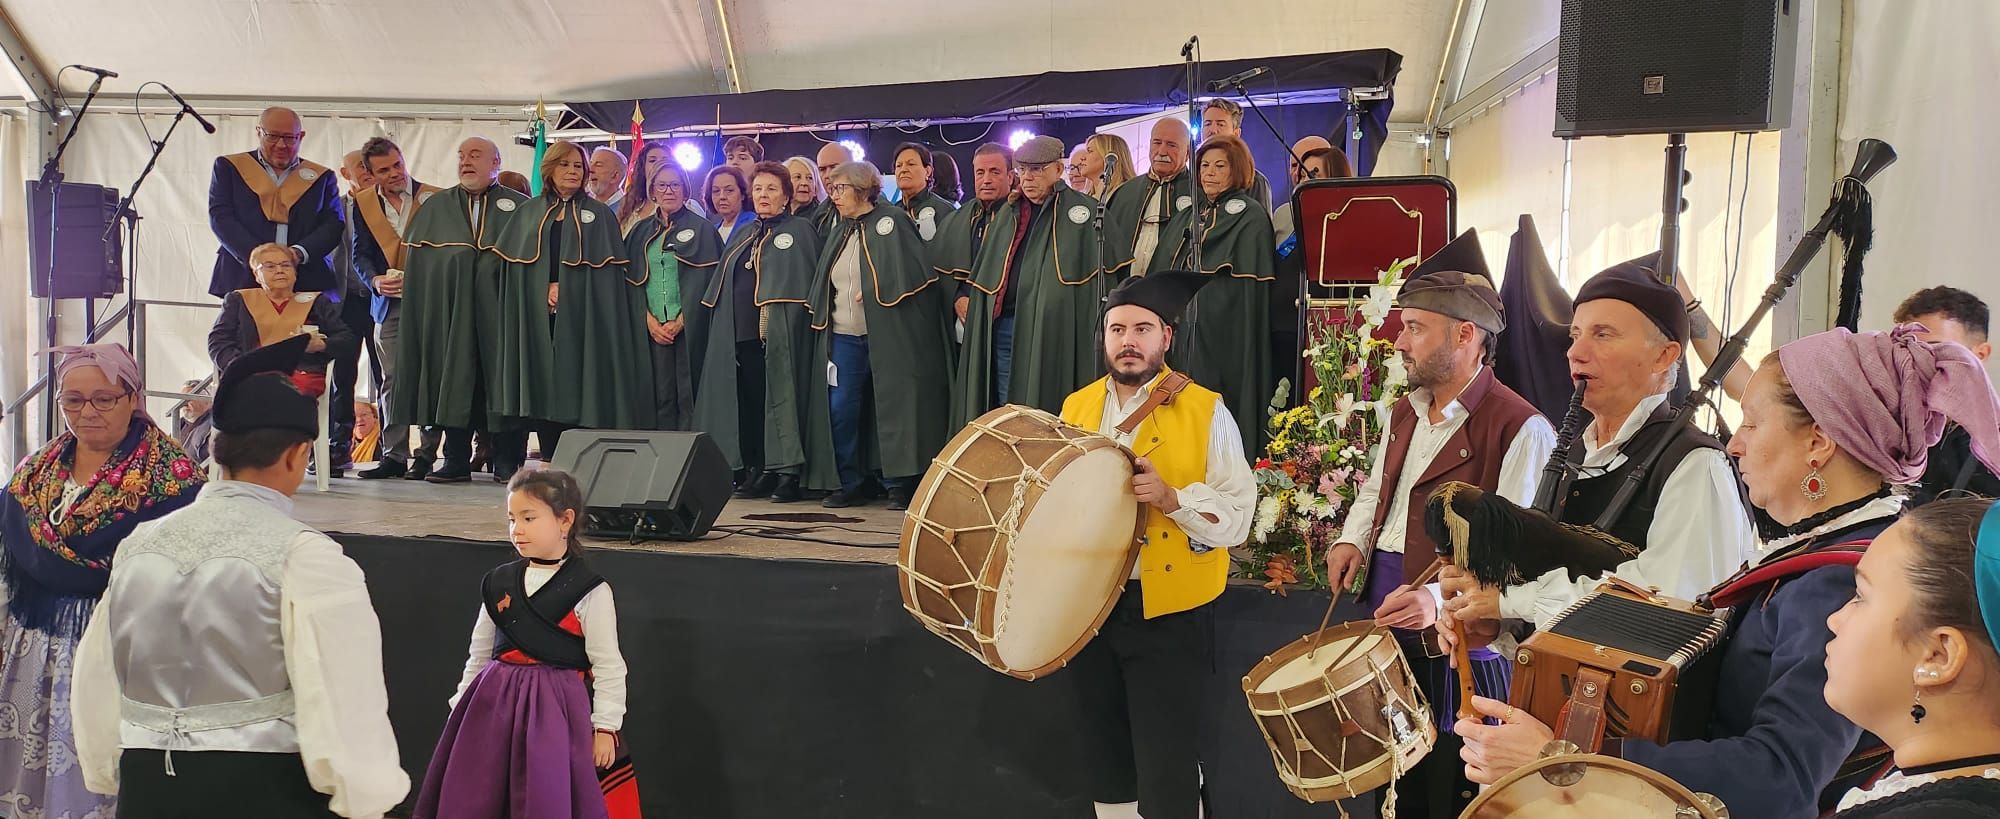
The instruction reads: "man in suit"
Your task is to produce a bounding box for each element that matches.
[207,107,345,297]
[350,137,445,480]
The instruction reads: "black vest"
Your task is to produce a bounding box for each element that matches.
[1560,402,1725,550]
[481,557,605,669]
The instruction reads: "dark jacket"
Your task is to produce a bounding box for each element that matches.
[207,289,354,374]
[206,152,345,297]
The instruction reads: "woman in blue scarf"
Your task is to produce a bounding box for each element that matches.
[0,344,202,816]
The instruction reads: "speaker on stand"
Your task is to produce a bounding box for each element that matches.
[551,429,735,541]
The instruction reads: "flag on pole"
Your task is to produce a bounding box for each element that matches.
[625,100,645,187]
[530,97,549,196]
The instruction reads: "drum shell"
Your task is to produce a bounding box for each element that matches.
[1242,622,1435,802]
[897,405,1142,680]
[1459,753,1725,818]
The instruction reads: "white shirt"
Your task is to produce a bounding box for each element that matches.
[1130,178,1177,275]
[380,185,415,239]
[1096,376,1258,579]
[72,482,409,819]
[449,563,628,732]
[1336,370,1557,554]
[1498,392,1758,627]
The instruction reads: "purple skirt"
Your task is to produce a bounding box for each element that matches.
[413,660,608,819]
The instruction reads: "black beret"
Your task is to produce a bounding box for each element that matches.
[1104,270,1211,325]
[212,335,318,436]
[1574,252,1689,343]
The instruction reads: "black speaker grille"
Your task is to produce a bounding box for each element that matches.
[1557,0,1791,136]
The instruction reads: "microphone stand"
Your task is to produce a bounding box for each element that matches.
[1226,78,1311,182]
[1590,138,1898,533]
[36,72,109,440]
[1093,155,1117,281]
[1181,35,1203,275]
[103,105,197,372]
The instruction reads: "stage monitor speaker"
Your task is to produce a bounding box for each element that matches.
[26,181,124,299]
[552,430,732,541]
[1555,0,1799,137]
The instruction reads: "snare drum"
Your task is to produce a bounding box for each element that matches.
[1460,753,1728,818]
[1242,621,1435,802]
[898,405,1143,680]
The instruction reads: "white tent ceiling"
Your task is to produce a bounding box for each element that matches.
[1,0,1458,122]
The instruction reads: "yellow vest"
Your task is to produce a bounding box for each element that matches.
[1060,369,1228,618]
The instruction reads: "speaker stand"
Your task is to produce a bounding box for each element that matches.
[1656,132,1688,286]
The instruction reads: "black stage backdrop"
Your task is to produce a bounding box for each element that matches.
[344,533,1381,819]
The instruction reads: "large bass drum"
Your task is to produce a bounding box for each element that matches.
[898,405,1142,680]
[1460,752,1728,818]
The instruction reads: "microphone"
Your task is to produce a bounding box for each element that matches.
[163,85,217,134]
[1209,66,1270,91]
[1181,36,1198,58]
[69,64,119,79]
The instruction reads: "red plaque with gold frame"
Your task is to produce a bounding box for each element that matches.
[1290,175,1455,286]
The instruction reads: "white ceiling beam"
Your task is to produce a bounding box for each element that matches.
[692,0,744,94]
[1436,36,1556,131]
[0,4,54,108]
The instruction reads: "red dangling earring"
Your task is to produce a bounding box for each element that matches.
[1801,459,1828,501]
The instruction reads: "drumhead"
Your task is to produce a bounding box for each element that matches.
[990,444,1140,671]
[1461,754,1724,818]
[1251,632,1388,695]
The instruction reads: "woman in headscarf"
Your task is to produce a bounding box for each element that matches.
[692,161,822,502]
[1822,497,2000,817]
[0,344,202,816]
[1454,325,2000,819]
[625,163,723,430]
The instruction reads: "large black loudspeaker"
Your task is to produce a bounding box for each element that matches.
[26,181,124,299]
[1555,0,1799,137]
[551,430,733,541]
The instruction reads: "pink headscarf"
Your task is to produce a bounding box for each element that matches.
[1777,325,2000,484]
[50,343,147,419]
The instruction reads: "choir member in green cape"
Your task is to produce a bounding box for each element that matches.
[891,142,958,242]
[948,136,1133,428]
[692,161,824,502]
[932,142,1013,283]
[1147,135,1278,455]
[395,136,534,477]
[1103,117,1196,277]
[487,140,651,456]
[784,156,841,241]
[624,163,723,430]
[802,161,954,510]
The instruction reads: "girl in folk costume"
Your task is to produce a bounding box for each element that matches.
[414,467,632,819]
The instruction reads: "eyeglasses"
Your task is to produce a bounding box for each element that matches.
[257,128,303,145]
[1013,162,1058,176]
[254,260,298,273]
[653,182,685,192]
[826,183,855,196]
[58,392,130,413]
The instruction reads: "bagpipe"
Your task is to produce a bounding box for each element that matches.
[1421,138,1898,752]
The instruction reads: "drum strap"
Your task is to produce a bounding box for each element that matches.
[1114,371,1194,436]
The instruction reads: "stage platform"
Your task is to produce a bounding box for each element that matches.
[312,473,1382,819]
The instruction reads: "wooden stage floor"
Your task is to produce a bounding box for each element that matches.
[293,473,905,563]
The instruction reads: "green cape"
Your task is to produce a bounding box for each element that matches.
[802,203,954,490]
[928,196,1007,282]
[487,195,647,429]
[949,184,1133,427]
[1103,171,1196,266]
[896,188,958,243]
[692,214,823,471]
[1152,189,1277,454]
[626,206,723,410]
[393,183,531,431]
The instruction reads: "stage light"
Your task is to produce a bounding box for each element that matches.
[672,141,704,171]
[1008,128,1036,151]
[838,139,866,163]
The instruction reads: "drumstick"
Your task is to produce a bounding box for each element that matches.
[1309,556,1451,670]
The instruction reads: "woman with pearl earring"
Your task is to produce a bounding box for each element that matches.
[1824,497,2000,817]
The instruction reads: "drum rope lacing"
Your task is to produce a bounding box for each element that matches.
[1260,633,1430,819]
